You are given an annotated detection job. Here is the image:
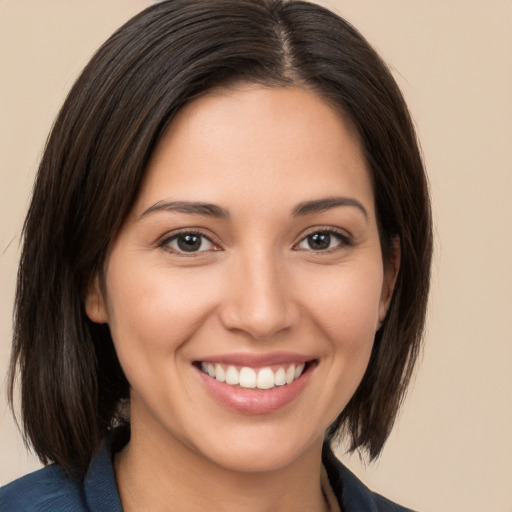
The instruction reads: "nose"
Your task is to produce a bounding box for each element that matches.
[218,250,299,340]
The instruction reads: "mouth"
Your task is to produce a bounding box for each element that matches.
[193,353,318,414]
[197,361,312,390]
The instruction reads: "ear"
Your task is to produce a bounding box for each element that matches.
[85,274,108,324]
[378,236,401,327]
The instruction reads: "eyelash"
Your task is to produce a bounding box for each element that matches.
[158,229,220,256]
[293,228,352,252]
[157,227,352,256]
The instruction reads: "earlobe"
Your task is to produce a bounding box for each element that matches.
[85,274,108,324]
[378,236,401,326]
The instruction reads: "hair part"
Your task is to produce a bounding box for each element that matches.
[9,0,432,478]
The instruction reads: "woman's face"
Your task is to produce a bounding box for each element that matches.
[87,85,397,473]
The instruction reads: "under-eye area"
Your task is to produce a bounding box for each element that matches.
[195,360,318,390]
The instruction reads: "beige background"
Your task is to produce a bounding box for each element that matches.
[1,1,511,511]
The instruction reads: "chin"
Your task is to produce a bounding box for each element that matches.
[188,424,324,474]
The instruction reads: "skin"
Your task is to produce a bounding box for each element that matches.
[86,85,399,512]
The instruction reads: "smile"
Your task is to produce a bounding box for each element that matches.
[195,355,317,414]
[199,362,307,390]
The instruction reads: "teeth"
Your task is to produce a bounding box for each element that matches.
[274,367,286,386]
[225,365,239,385]
[200,362,307,389]
[285,365,295,384]
[256,367,275,389]
[239,367,256,388]
[214,364,225,383]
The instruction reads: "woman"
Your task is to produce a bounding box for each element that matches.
[0,1,432,511]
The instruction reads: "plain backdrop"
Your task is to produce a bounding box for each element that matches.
[1,1,511,511]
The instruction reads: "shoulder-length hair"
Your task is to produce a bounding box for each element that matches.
[9,0,432,479]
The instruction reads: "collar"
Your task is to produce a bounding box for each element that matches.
[82,440,406,512]
[321,443,415,512]
[83,440,123,512]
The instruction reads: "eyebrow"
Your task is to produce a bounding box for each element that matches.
[139,201,230,220]
[292,196,369,220]
[139,196,368,222]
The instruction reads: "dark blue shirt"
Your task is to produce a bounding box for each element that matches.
[0,443,416,511]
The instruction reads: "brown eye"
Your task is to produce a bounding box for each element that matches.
[296,230,349,251]
[163,232,216,253]
[177,234,202,252]
[306,233,332,250]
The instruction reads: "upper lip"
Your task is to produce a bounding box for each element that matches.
[194,351,315,367]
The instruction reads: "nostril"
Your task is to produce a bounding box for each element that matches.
[218,301,299,340]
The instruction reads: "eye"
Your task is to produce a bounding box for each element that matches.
[161,232,218,254]
[296,230,349,251]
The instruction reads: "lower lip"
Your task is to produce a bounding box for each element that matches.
[196,364,314,415]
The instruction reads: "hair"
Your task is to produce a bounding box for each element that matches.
[9,0,432,479]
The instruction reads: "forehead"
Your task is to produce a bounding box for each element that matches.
[134,85,375,218]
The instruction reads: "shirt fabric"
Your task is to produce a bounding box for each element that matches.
[0,442,417,511]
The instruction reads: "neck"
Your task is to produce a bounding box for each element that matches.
[115,417,329,512]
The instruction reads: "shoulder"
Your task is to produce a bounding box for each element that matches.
[0,441,122,512]
[340,466,418,512]
[0,464,87,512]
[322,444,419,512]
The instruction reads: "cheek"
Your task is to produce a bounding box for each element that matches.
[104,260,220,370]
[301,263,384,345]
[290,264,384,429]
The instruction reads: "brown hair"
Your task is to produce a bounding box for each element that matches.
[9,0,432,479]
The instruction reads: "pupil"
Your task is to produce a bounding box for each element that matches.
[309,233,330,250]
[177,234,201,252]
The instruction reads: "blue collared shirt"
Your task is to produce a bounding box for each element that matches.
[0,442,416,511]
